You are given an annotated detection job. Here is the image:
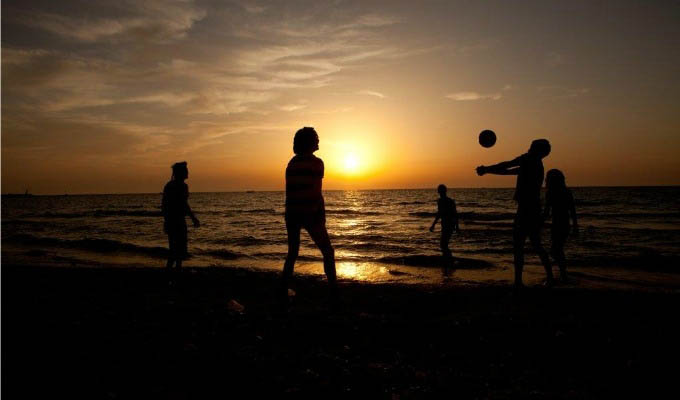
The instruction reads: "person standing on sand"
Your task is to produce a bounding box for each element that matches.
[162,162,200,278]
[281,127,338,305]
[543,169,578,283]
[476,139,554,287]
[430,184,460,276]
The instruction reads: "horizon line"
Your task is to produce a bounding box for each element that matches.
[3,184,679,197]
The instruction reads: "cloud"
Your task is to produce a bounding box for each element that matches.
[445,91,502,101]
[18,0,206,43]
[242,4,266,14]
[1,1,436,192]
[278,103,308,112]
[357,90,386,99]
[537,86,590,98]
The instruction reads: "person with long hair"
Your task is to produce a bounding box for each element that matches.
[544,169,578,282]
[281,127,338,306]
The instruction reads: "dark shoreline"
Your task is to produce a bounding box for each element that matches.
[3,265,679,398]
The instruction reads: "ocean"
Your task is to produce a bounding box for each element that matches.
[3,187,680,285]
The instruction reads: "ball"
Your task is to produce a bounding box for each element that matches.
[479,129,496,148]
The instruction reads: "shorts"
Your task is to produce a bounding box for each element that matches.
[285,206,326,229]
[513,207,543,237]
[285,207,332,251]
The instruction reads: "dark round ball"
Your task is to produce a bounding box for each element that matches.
[479,130,497,148]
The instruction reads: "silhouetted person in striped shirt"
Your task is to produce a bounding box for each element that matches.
[476,139,554,287]
[281,127,338,305]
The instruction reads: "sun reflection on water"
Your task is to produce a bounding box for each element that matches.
[337,261,364,279]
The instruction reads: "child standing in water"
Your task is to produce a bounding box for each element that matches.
[162,162,200,276]
[543,169,578,282]
[282,127,338,305]
[430,184,460,276]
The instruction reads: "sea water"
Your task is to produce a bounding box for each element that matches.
[3,187,679,285]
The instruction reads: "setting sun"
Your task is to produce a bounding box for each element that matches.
[344,153,360,174]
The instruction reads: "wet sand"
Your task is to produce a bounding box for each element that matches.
[3,264,680,399]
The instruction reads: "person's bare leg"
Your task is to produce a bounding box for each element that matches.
[551,235,568,282]
[307,223,338,302]
[530,231,554,286]
[513,228,526,287]
[166,257,174,284]
[440,228,453,276]
[282,221,301,291]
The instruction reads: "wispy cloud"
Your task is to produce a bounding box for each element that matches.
[18,1,206,43]
[445,91,502,101]
[357,90,386,99]
[537,86,590,98]
[278,102,308,112]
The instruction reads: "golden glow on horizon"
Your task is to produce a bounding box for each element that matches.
[3,1,680,194]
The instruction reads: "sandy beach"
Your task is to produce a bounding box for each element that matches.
[4,263,679,399]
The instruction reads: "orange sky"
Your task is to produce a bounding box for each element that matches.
[3,0,680,194]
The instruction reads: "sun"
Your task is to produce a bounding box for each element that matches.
[344,153,360,174]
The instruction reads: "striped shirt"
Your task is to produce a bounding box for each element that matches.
[285,154,324,215]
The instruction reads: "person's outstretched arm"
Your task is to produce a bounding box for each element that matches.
[476,157,521,176]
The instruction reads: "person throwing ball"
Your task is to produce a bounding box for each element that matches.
[430,184,460,276]
[281,127,338,306]
[476,139,554,287]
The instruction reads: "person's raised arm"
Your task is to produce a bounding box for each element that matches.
[476,157,521,176]
[490,167,520,175]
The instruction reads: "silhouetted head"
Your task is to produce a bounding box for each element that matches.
[293,127,319,155]
[171,161,188,181]
[546,169,567,192]
[437,184,447,197]
[528,139,551,158]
